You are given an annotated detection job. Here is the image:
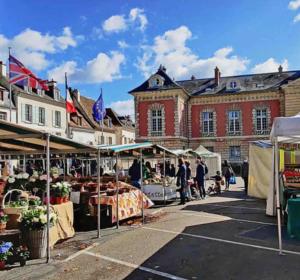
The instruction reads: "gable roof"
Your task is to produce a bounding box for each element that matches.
[129,66,183,93]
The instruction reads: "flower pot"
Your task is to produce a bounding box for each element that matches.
[55,197,64,204]
[0,260,5,270]
[19,258,26,267]
[63,196,69,203]
[0,222,6,232]
[22,228,47,259]
[50,197,56,204]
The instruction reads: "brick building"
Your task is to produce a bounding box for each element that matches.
[130,65,300,163]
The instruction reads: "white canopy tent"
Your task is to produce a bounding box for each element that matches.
[192,145,222,178]
[268,113,300,255]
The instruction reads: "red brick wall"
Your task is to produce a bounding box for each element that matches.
[138,99,175,137]
[191,99,280,137]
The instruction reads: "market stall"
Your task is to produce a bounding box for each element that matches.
[268,113,300,254]
[248,141,273,199]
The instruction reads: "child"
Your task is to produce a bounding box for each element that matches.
[208,171,222,195]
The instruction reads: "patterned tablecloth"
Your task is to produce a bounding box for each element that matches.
[90,188,153,223]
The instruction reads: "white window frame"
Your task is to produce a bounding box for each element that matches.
[228,110,240,134]
[151,108,163,137]
[54,110,61,128]
[25,104,33,123]
[229,146,241,161]
[0,111,7,120]
[38,107,45,126]
[255,108,268,133]
[202,111,214,135]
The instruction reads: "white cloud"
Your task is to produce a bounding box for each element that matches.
[293,13,300,22]
[137,25,249,79]
[0,27,79,71]
[118,40,129,49]
[102,7,148,34]
[102,15,127,33]
[251,58,288,74]
[48,51,125,84]
[108,99,134,119]
[289,0,300,10]
[129,8,148,31]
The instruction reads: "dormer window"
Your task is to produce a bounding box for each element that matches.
[54,88,60,100]
[227,80,240,91]
[230,81,237,89]
[148,74,164,88]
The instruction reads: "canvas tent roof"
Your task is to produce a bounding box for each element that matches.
[193,145,220,158]
[270,113,300,142]
[0,120,96,155]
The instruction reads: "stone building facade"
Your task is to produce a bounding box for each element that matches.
[130,65,300,163]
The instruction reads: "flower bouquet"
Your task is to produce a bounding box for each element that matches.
[20,206,57,259]
[0,242,13,270]
[51,182,71,204]
[5,173,30,192]
[0,210,8,232]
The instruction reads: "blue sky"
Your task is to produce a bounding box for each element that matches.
[1,0,300,116]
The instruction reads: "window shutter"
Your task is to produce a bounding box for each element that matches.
[52,110,55,127]
[33,106,38,124]
[21,104,25,122]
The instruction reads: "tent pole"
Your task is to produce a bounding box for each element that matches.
[23,154,26,172]
[274,137,283,255]
[97,149,101,238]
[116,154,119,229]
[46,133,50,263]
[63,155,66,181]
[163,150,166,206]
[140,148,144,224]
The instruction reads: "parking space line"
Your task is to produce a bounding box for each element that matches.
[84,251,187,280]
[143,226,300,256]
[178,210,277,226]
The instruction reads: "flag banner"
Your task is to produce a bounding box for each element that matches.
[66,87,77,114]
[93,92,106,122]
[9,55,48,90]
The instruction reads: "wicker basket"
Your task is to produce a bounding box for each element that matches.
[2,189,29,215]
[22,228,47,259]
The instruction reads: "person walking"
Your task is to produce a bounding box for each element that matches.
[196,158,206,198]
[242,158,249,194]
[129,159,141,188]
[222,160,233,190]
[176,158,187,205]
[185,161,193,201]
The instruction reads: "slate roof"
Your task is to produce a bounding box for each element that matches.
[129,66,300,96]
[129,66,183,93]
[106,108,135,129]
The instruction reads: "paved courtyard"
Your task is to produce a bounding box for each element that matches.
[2,179,300,280]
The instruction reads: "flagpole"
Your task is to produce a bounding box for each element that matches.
[8,47,12,122]
[65,72,69,138]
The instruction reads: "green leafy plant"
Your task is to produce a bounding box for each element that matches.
[51,182,71,198]
[0,211,8,224]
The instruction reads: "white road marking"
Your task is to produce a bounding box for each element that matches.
[143,226,300,256]
[63,242,99,262]
[178,210,277,226]
[84,251,187,280]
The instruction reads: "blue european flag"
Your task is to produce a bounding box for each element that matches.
[93,92,106,122]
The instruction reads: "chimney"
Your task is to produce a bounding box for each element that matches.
[0,61,6,77]
[215,67,220,86]
[47,79,57,98]
[278,65,283,75]
[191,75,196,80]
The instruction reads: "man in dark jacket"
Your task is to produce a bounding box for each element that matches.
[129,159,141,188]
[176,158,187,205]
[242,159,249,194]
[196,158,206,198]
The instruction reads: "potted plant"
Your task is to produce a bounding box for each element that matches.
[0,242,13,270]
[15,245,30,266]
[20,206,57,259]
[52,182,71,204]
[0,210,8,232]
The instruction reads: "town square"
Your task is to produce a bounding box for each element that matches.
[1,1,300,279]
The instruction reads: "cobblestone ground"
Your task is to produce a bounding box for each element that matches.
[2,178,300,280]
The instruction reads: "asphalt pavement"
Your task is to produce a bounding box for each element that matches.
[2,178,300,280]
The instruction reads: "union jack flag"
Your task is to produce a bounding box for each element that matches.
[9,55,49,91]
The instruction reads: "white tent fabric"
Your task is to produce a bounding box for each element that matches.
[268,113,300,254]
[193,145,222,178]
